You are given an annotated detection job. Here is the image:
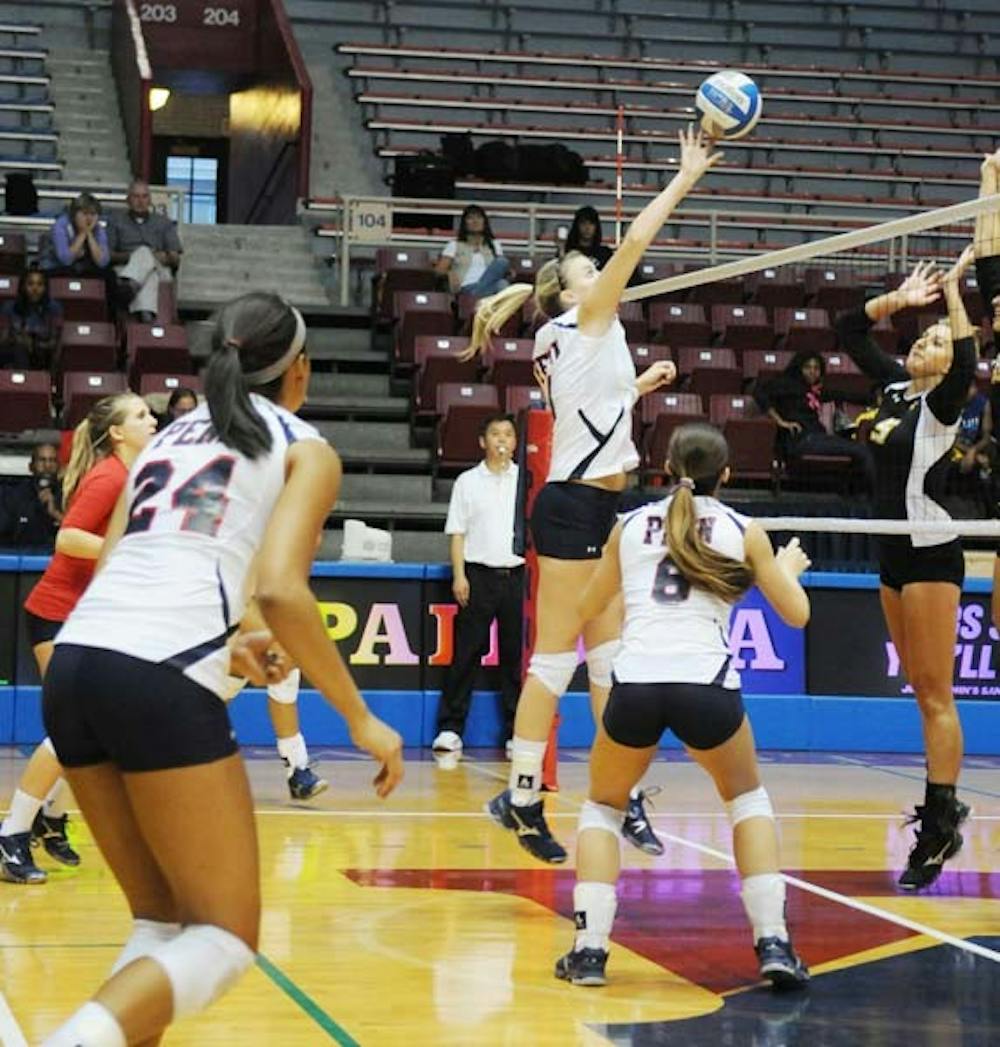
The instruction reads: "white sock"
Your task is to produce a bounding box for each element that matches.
[572,881,617,951]
[740,872,787,942]
[1,788,44,837]
[111,917,182,976]
[44,778,68,819]
[42,1000,126,1047]
[276,733,309,776]
[508,737,547,806]
[629,786,640,801]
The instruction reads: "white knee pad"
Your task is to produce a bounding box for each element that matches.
[110,918,182,976]
[585,640,619,689]
[267,667,301,705]
[528,650,578,696]
[152,924,255,1020]
[578,799,624,838]
[726,786,774,827]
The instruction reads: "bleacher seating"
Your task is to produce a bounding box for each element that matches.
[126,324,191,387]
[48,277,107,323]
[58,320,117,374]
[0,368,50,431]
[62,372,127,428]
[413,340,478,421]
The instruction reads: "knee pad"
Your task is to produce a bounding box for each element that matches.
[152,924,255,1020]
[267,667,301,705]
[585,640,619,689]
[528,650,578,696]
[42,735,56,756]
[110,918,182,976]
[578,799,624,838]
[726,786,774,827]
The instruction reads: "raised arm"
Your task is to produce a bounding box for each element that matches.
[255,439,403,797]
[743,523,810,628]
[577,127,722,338]
[927,245,978,425]
[975,150,1000,332]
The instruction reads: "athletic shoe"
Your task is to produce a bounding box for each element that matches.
[0,831,47,884]
[432,730,463,752]
[504,738,513,761]
[623,788,664,856]
[755,936,810,990]
[554,946,608,986]
[31,812,80,867]
[486,789,568,864]
[898,800,965,891]
[287,766,329,801]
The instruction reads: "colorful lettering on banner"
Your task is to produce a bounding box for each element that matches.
[729,609,786,672]
[349,603,419,667]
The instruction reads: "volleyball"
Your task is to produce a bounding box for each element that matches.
[695,70,762,140]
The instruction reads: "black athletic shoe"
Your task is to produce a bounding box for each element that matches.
[755,936,810,990]
[554,946,608,986]
[486,789,567,864]
[31,812,80,867]
[287,766,329,801]
[898,801,965,891]
[0,831,47,884]
[623,788,664,856]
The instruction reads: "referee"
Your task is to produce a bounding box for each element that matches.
[433,413,524,755]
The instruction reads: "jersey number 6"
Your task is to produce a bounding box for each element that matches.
[125,455,237,537]
[651,555,690,604]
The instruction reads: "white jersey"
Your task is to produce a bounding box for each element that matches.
[533,306,638,482]
[613,495,750,689]
[56,396,325,699]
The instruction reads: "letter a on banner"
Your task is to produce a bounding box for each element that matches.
[516,406,560,790]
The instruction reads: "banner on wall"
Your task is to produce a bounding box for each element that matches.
[808,589,1000,699]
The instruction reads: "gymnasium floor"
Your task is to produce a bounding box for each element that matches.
[1,746,998,1045]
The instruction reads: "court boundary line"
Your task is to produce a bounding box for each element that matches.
[246,809,1000,822]
[832,755,1000,801]
[255,952,361,1046]
[0,988,27,1047]
[462,759,1000,967]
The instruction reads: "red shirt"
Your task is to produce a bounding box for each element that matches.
[24,455,128,623]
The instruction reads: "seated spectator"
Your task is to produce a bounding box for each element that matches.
[561,205,613,269]
[164,385,198,426]
[754,349,875,490]
[946,379,994,512]
[107,178,182,323]
[0,442,63,550]
[0,267,62,371]
[435,204,509,298]
[38,192,110,278]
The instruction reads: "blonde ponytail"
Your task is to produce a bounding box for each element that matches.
[61,393,136,505]
[665,424,754,603]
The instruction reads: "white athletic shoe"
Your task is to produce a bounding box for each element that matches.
[432,730,463,752]
[505,739,514,760]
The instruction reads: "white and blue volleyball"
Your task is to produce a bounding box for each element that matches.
[695,70,762,140]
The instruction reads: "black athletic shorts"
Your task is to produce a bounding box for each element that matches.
[43,644,239,773]
[603,679,746,751]
[24,609,61,647]
[877,536,964,591]
[530,481,620,560]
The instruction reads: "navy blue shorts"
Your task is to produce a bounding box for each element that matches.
[603,680,745,751]
[530,482,620,560]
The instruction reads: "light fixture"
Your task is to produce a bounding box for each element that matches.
[148,87,171,112]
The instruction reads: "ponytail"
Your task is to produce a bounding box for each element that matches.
[461,253,582,362]
[204,292,304,459]
[665,423,754,603]
[62,392,136,504]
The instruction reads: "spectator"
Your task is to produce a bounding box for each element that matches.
[946,379,994,511]
[562,205,613,269]
[754,349,875,490]
[0,442,63,550]
[435,204,510,299]
[38,192,110,278]
[107,179,182,323]
[0,267,62,371]
[432,413,523,758]
[165,385,199,423]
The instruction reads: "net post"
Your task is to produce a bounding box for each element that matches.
[517,406,559,790]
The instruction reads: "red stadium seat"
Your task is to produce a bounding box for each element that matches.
[126,323,190,386]
[436,389,502,471]
[521,299,546,337]
[457,291,520,337]
[743,349,792,384]
[62,371,127,428]
[0,369,51,431]
[374,248,436,321]
[507,254,539,281]
[630,342,672,370]
[823,351,873,400]
[723,417,778,486]
[649,302,711,346]
[746,268,805,311]
[504,384,545,414]
[0,274,19,304]
[677,346,741,407]
[488,337,535,393]
[617,301,648,343]
[392,291,453,365]
[688,273,744,307]
[868,315,899,354]
[640,390,704,427]
[0,231,26,275]
[804,268,865,313]
[49,277,107,322]
[139,373,203,398]
[435,382,499,416]
[413,337,478,420]
[58,321,117,375]
[974,358,992,394]
[709,394,758,426]
[634,259,676,286]
[643,409,707,478]
[711,304,773,354]
[774,307,835,354]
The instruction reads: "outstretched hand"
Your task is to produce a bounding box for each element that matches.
[896,261,942,309]
[636,359,677,397]
[676,124,724,186]
[350,712,404,798]
[775,537,811,578]
[943,244,976,287]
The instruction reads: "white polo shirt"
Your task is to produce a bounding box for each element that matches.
[445,460,524,568]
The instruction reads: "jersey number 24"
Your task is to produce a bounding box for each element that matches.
[125,455,237,538]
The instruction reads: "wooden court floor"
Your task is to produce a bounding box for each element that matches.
[1,746,998,1045]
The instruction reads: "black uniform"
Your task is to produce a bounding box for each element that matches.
[836,308,977,590]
